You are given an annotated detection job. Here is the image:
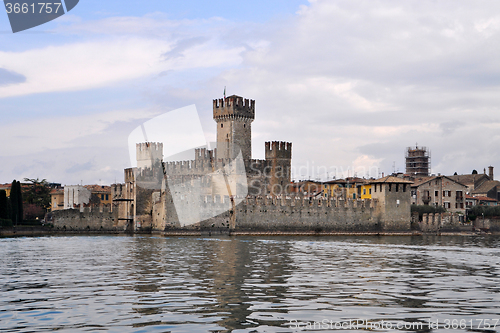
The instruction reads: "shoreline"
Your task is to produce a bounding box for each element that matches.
[1,227,497,238]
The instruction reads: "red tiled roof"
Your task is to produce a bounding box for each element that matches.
[370,176,413,184]
[473,196,497,202]
[83,185,111,192]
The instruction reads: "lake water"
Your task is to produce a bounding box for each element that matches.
[0,235,499,332]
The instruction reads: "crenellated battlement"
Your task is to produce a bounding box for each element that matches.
[213,95,255,121]
[137,142,163,152]
[194,148,213,162]
[265,141,292,159]
[136,142,163,169]
[163,158,214,175]
[182,195,378,210]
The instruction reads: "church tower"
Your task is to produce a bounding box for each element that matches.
[213,95,255,162]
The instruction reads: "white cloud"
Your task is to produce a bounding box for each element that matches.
[4,0,500,184]
[0,14,245,98]
[0,108,159,156]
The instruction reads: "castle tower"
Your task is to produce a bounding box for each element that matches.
[213,95,255,162]
[136,142,163,170]
[405,146,430,177]
[265,141,292,196]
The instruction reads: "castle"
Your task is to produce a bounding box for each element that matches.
[108,94,411,234]
[50,94,412,234]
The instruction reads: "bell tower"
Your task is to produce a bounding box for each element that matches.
[213,95,255,162]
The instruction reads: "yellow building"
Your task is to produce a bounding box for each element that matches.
[84,185,112,206]
[357,183,372,199]
[0,184,11,197]
[323,178,369,199]
[50,189,64,211]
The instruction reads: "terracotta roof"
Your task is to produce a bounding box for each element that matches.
[50,189,64,194]
[370,176,413,184]
[448,174,489,186]
[84,185,111,193]
[473,195,498,202]
[411,176,435,187]
[325,177,369,184]
[472,180,500,195]
[410,175,467,188]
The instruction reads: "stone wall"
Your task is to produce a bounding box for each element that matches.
[51,207,127,232]
[420,213,469,233]
[158,196,411,233]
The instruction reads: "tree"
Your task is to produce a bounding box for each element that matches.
[472,169,478,174]
[23,178,51,211]
[0,190,10,220]
[454,172,458,175]
[10,180,23,225]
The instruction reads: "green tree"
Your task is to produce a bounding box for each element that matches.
[472,169,478,174]
[0,190,10,220]
[10,180,23,225]
[454,172,458,175]
[23,178,51,211]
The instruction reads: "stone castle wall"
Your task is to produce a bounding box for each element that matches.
[158,195,410,233]
[420,213,469,233]
[51,206,127,232]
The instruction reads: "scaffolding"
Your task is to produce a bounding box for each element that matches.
[405,146,430,176]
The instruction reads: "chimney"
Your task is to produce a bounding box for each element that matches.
[489,166,494,180]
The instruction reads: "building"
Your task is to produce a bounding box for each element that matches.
[405,146,430,177]
[64,185,91,209]
[50,188,64,211]
[114,95,292,230]
[63,184,112,209]
[465,194,498,209]
[290,180,323,197]
[411,175,467,214]
[55,94,414,233]
[448,173,490,194]
[370,176,413,231]
[323,177,368,199]
[84,185,112,206]
[0,184,11,197]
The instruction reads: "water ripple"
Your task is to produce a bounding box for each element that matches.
[0,235,499,332]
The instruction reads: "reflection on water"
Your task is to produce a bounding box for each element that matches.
[0,235,499,332]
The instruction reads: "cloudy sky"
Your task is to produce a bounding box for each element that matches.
[1,0,500,185]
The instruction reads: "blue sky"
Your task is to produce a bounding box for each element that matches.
[1,0,500,185]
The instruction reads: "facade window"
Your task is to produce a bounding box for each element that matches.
[435,190,439,197]
[395,184,399,192]
[369,188,372,194]
[221,123,223,128]
[444,202,451,209]
[101,194,104,200]
[106,194,109,201]
[363,189,366,195]
[403,184,406,192]
[388,184,392,191]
